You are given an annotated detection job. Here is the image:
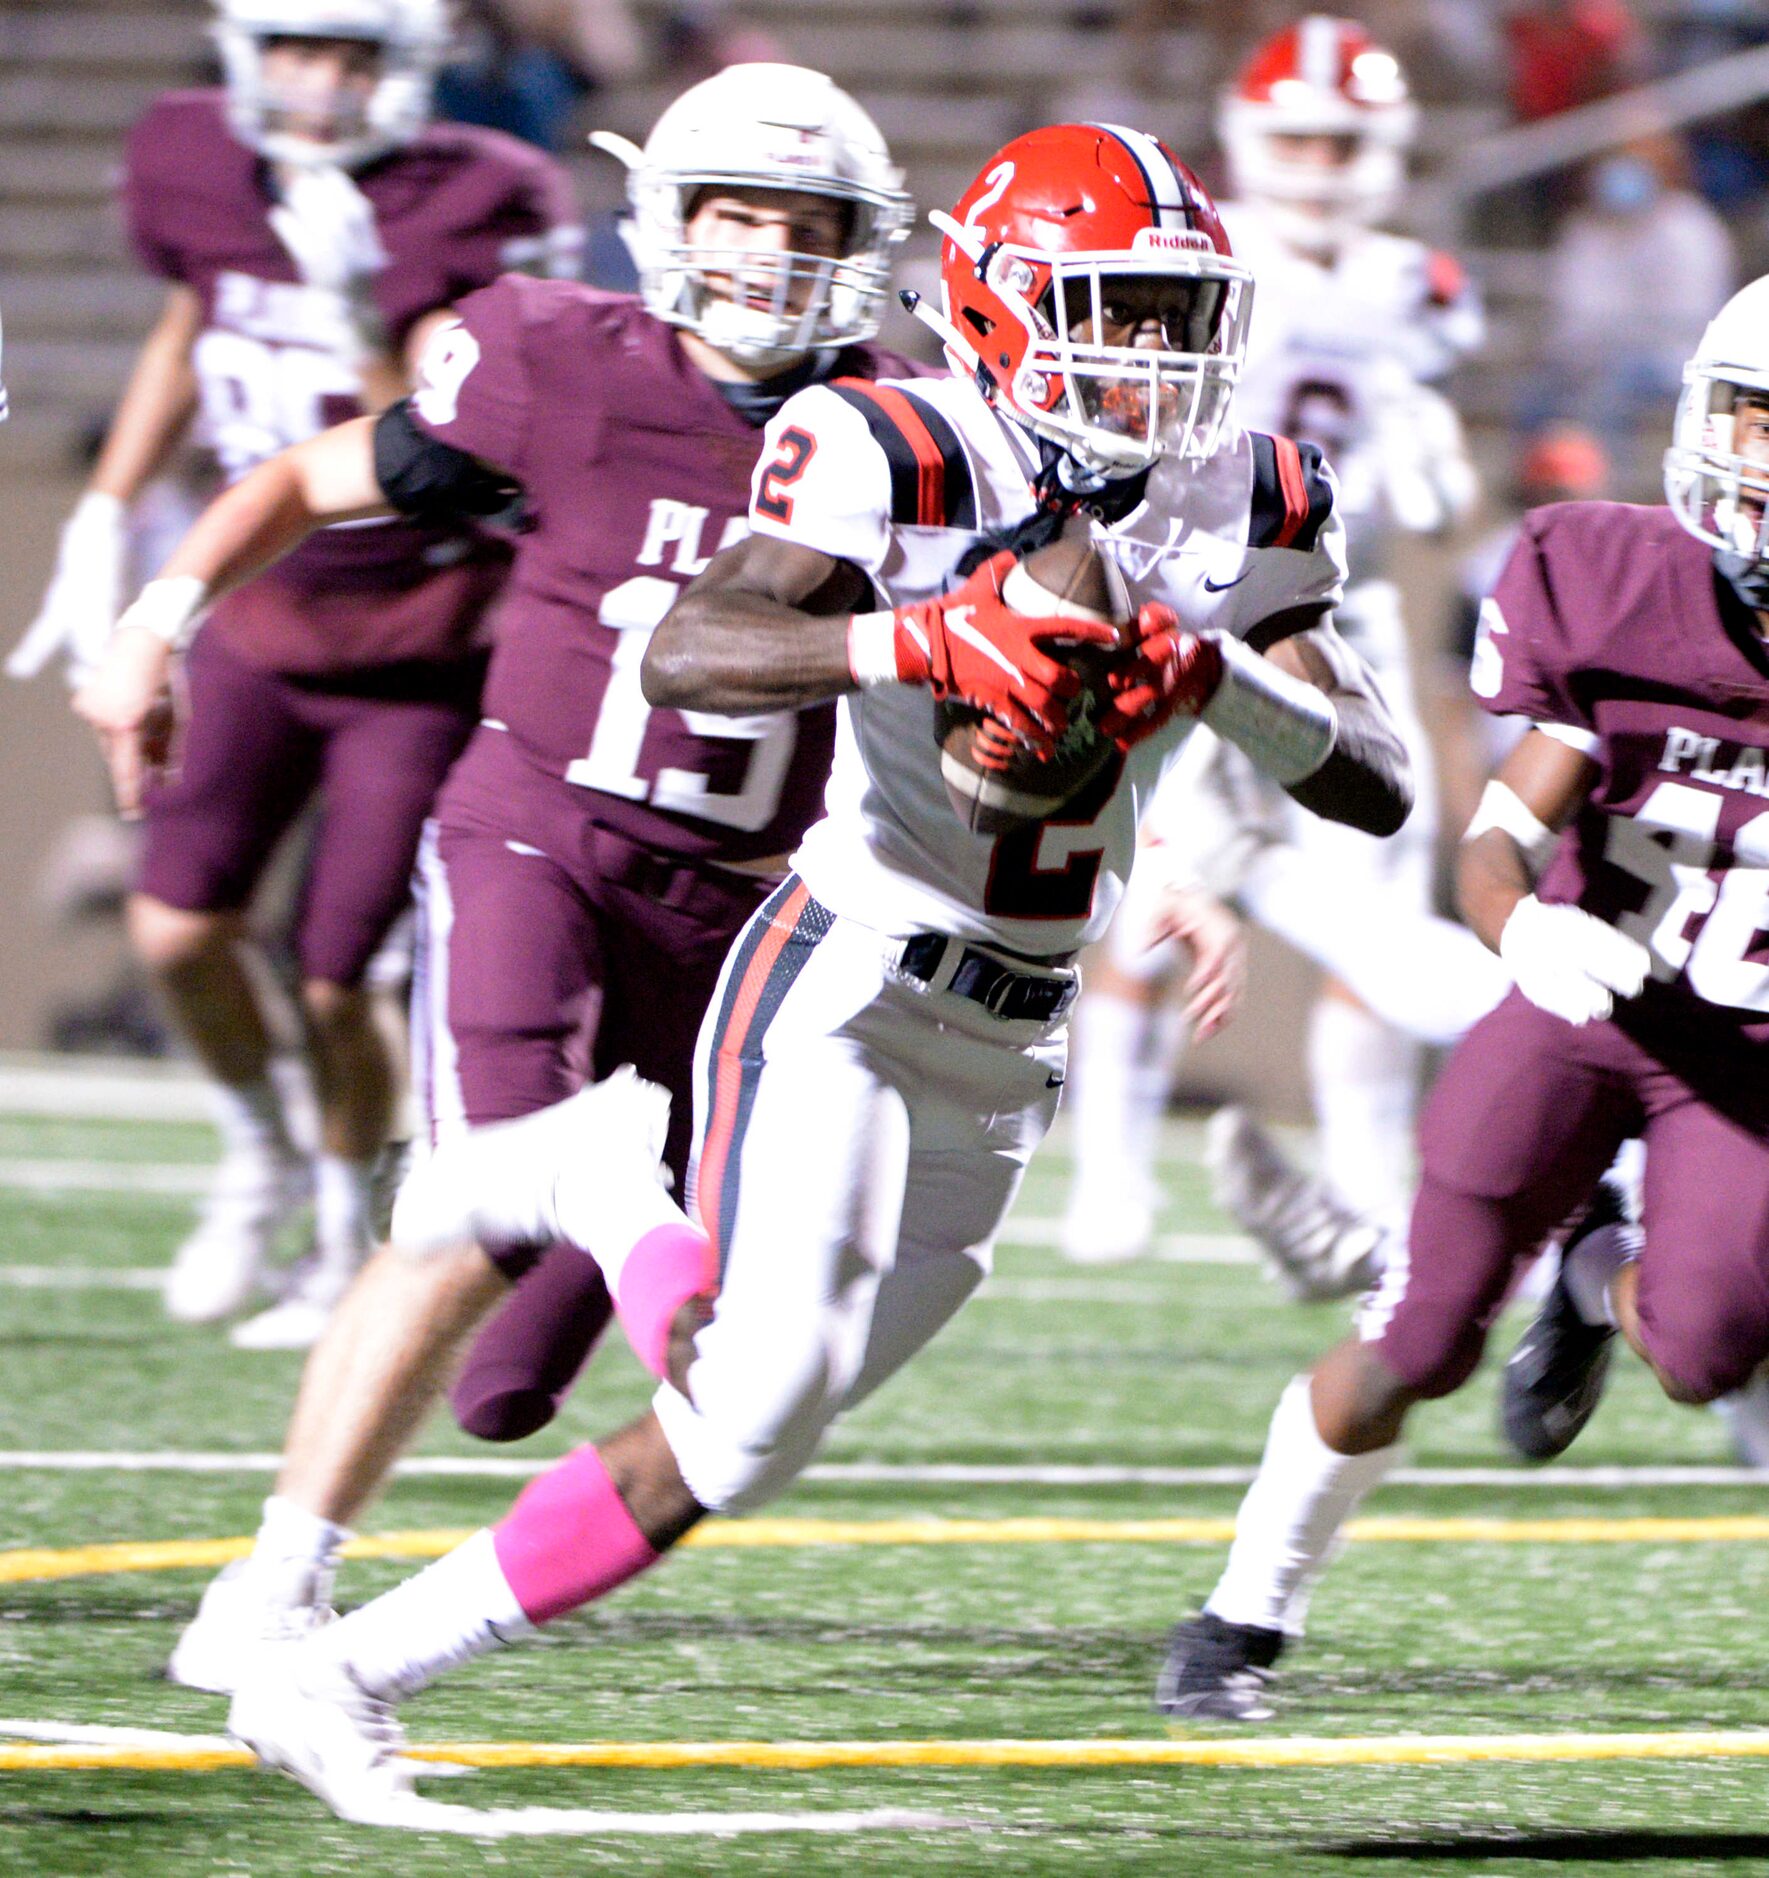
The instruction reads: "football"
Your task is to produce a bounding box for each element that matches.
[936,536,1132,835]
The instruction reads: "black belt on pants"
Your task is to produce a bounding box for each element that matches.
[897,932,1078,1023]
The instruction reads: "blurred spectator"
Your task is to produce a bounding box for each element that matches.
[656,2,785,86]
[1505,0,1645,122]
[437,0,641,152]
[1532,139,1734,462]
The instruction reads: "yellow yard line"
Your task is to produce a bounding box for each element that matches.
[12,1514,1769,1585]
[11,1731,1769,1773]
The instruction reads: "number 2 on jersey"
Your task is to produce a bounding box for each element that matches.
[982,755,1124,921]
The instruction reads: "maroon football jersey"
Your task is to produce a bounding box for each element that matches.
[408,275,916,862]
[123,90,578,674]
[1480,501,1769,1048]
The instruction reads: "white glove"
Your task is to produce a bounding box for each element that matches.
[8,492,128,685]
[269,165,388,360]
[1498,894,1652,1027]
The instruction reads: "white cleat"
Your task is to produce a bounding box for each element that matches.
[229,1251,361,1350]
[390,1065,671,1258]
[164,1149,311,1325]
[229,1639,416,1823]
[1205,1106,1385,1303]
[167,1558,334,1695]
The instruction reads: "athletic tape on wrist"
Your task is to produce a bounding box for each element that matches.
[120,575,209,652]
[1463,779,1557,878]
[1197,633,1338,784]
[847,610,902,689]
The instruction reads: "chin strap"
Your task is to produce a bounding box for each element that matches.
[1716,549,1769,612]
[954,442,1151,577]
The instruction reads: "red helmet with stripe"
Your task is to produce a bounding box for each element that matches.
[1219,16,1415,241]
[911,122,1253,480]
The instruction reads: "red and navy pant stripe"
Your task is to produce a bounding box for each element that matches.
[695,877,834,1271]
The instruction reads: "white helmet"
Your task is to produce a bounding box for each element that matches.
[592,64,912,368]
[212,0,448,170]
[1665,275,1769,567]
[1218,16,1415,248]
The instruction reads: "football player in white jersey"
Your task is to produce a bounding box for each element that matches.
[219,122,1412,1821]
[1060,17,1509,1279]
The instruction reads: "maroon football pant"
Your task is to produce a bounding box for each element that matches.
[1363,990,1769,1405]
[138,632,483,987]
[413,727,771,1440]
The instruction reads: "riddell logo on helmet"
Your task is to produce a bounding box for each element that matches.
[1132,229,1214,254]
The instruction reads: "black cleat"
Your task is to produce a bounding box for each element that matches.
[1155,1611,1285,1722]
[1499,1181,1631,1462]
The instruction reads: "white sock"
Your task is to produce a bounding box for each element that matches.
[256,1494,348,1565]
[1065,990,1182,1215]
[1307,998,1419,1228]
[207,1077,293,1163]
[313,1154,373,1262]
[1206,1375,1399,1637]
[323,1528,532,1700]
[1561,1222,1640,1329]
[246,1496,348,1607]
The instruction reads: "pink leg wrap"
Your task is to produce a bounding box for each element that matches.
[491,1443,658,1624]
[617,1224,718,1380]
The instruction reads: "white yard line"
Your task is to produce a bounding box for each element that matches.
[0,1160,209,1196]
[0,1450,1759,1487]
[0,1056,212,1123]
[0,1267,167,1290]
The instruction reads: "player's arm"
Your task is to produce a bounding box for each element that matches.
[1101,607,1413,838]
[8,285,204,683]
[1458,727,1650,1025]
[73,398,516,813]
[1262,619,1413,837]
[650,536,1115,747]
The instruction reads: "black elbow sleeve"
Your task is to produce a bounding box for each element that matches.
[372,400,528,528]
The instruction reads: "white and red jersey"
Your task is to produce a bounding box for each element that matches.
[747,372,1348,958]
[1223,204,1480,574]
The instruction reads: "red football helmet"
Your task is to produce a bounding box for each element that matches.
[910,123,1253,480]
[1219,16,1415,240]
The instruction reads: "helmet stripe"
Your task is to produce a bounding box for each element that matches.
[1299,15,1342,90]
[1095,123,1188,228]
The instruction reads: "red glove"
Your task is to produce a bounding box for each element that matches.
[1096,603,1224,751]
[855,550,1117,748]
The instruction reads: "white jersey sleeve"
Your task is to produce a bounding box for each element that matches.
[749,384,894,574]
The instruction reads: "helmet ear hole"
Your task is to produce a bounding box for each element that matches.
[961,307,994,338]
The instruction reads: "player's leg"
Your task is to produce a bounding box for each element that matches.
[1618,1083,1769,1408]
[131,635,325,1322]
[232,670,478,1348]
[1062,730,1269,1264]
[448,848,764,1439]
[1160,994,1631,1719]
[167,809,608,1688]
[230,895,1065,1816]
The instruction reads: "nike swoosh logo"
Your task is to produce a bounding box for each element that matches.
[1202,571,1251,593]
[1046,1072,1066,1089]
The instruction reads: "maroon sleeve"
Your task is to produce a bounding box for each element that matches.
[406,277,533,479]
[120,97,190,283]
[372,139,580,347]
[1470,508,1587,731]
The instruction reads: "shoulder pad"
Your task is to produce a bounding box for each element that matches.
[1248,433,1334,552]
[827,380,978,530]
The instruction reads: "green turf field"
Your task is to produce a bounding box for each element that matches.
[2,1101,1767,1876]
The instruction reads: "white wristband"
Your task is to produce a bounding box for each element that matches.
[1463,779,1557,878]
[1198,633,1338,784]
[117,575,209,652]
[846,610,901,689]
